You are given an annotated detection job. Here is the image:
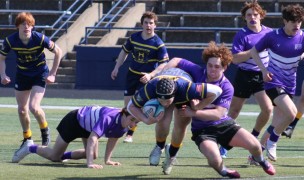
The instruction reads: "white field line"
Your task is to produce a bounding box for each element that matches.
[0,104,259,115]
[2,105,304,179]
[0,104,81,110]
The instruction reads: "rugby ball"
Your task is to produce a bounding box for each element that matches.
[142,99,165,118]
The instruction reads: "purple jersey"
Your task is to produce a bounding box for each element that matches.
[77,106,128,138]
[255,28,304,94]
[0,31,53,76]
[232,25,273,71]
[177,59,234,129]
[123,31,169,75]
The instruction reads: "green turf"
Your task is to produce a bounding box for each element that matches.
[0,97,304,179]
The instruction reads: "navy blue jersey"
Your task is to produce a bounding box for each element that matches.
[123,31,169,75]
[132,68,207,108]
[0,31,54,76]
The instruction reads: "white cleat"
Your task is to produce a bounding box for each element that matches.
[12,139,34,163]
[123,135,133,143]
[162,144,177,175]
[266,140,277,162]
[149,145,163,166]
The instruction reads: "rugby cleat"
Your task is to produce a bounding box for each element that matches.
[247,155,260,166]
[266,140,277,162]
[259,160,276,175]
[123,135,133,143]
[149,145,163,166]
[281,127,294,139]
[223,169,241,179]
[12,139,34,163]
[162,144,177,175]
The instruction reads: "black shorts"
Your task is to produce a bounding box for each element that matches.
[56,109,91,143]
[191,120,241,150]
[265,87,293,106]
[15,71,48,91]
[233,68,264,98]
[124,71,145,96]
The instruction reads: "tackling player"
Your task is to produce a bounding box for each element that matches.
[161,41,275,178]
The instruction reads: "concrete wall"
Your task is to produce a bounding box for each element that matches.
[45,3,103,67]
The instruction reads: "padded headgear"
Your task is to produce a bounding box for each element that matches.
[156,78,176,99]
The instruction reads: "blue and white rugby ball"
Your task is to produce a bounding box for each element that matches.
[143,99,165,118]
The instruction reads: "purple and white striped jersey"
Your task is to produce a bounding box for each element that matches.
[232,25,273,71]
[77,106,128,138]
[255,28,304,94]
[177,59,234,129]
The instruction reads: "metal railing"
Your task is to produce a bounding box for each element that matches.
[50,0,91,39]
[81,0,135,44]
[84,26,242,46]
[0,0,92,40]
[167,11,282,27]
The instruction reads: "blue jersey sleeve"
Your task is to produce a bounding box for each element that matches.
[0,37,12,56]
[132,79,158,107]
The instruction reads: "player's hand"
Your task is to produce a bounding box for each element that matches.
[111,69,118,80]
[140,73,152,84]
[87,163,103,169]
[190,99,201,110]
[262,71,272,82]
[147,111,163,124]
[1,75,11,85]
[178,105,194,117]
[106,160,121,166]
[46,75,55,84]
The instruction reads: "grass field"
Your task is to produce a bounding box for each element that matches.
[1,97,304,179]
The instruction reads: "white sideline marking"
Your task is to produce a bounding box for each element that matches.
[0,104,259,115]
[0,104,80,110]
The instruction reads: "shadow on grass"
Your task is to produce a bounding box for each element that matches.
[20,162,86,168]
[55,175,224,180]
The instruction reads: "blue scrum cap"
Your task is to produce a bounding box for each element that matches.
[156,78,176,99]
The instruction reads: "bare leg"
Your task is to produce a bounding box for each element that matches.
[15,90,31,136]
[253,91,272,133]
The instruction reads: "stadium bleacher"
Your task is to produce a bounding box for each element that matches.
[2,0,304,89]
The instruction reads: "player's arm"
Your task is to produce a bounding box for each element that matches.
[149,62,166,78]
[104,137,121,166]
[232,50,251,64]
[86,131,103,169]
[162,57,182,70]
[111,50,128,80]
[250,47,272,82]
[190,83,222,110]
[141,63,166,83]
[0,54,10,85]
[127,100,158,125]
[47,41,62,83]
[182,105,227,120]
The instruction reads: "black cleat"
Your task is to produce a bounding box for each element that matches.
[281,127,294,138]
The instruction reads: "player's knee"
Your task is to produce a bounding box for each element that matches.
[228,110,239,119]
[261,106,272,115]
[17,108,28,116]
[29,105,42,115]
